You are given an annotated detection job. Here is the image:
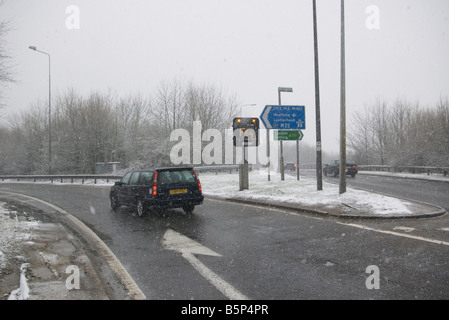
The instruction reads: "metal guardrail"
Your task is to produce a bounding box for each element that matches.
[2,164,448,183]
[194,165,240,174]
[0,165,241,184]
[357,165,449,177]
[0,174,123,184]
[297,163,448,177]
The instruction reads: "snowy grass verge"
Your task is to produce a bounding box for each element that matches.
[199,170,412,215]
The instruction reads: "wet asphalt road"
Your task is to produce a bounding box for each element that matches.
[1,177,449,300]
[319,171,449,210]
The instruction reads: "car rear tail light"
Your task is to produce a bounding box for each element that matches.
[151,171,158,196]
[193,169,202,193]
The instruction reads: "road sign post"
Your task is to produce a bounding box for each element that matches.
[274,130,304,141]
[260,105,306,130]
[233,118,259,191]
[261,106,305,181]
[274,130,304,181]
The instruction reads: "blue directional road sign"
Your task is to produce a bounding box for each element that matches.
[260,105,305,130]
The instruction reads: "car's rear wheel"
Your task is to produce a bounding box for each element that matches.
[183,205,195,215]
[136,199,147,217]
[110,195,119,211]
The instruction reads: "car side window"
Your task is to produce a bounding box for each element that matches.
[129,172,140,185]
[139,172,153,185]
[121,172,133,185]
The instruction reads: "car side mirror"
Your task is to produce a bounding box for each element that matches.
[114,181,123,186]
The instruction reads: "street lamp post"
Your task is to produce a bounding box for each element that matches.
[339,0,347,194]
[313,0,323,191]
[29,46,52,174]
[278,87,293,181]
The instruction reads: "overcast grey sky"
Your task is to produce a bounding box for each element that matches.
[1,0,449,152]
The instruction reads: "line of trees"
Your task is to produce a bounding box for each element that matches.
[348,97,449,167]
[0,80,239,174]
[0,0,16,108]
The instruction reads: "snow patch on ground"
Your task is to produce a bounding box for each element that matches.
[8,263,31,300]
[199,171,412,215]
[0,201,39,300]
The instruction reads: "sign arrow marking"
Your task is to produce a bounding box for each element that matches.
[162,229,249,300]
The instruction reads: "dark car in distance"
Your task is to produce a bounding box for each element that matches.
[109,167,204,216]
[323,160,358,178]
[285,162,297,171]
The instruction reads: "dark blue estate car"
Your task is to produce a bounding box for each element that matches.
[110,167,204,216]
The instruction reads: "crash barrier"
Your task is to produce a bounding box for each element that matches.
[0,165,241,184]
[357,165,449,177]
[2,165,447,184]
[0,174,123,184]
[295,163,449,177]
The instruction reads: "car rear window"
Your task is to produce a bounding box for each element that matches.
[157,170,195,185]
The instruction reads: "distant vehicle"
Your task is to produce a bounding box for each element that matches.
[109,167,204,216]
[285,162,296,171]
[323,160,358,178]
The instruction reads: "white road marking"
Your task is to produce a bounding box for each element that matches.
[393,226,416,232]
[209,198,449,248]
[162,229,249,300]
[338,222,449,247]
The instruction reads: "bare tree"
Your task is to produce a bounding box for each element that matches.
[185,81,238,131]
[349,97,449,167]
[0,77,242,173]
[0,1,16,108]
[114,93,151,166]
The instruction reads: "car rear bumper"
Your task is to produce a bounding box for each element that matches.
[143,195,204,208]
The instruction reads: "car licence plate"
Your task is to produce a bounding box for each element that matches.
[170,188,188,195]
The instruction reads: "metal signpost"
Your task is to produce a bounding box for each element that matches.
[261,105,305,181]
[233,118,259,191]
[274,130,304,141]
[274,130,304,180]
[260,105,305,130]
